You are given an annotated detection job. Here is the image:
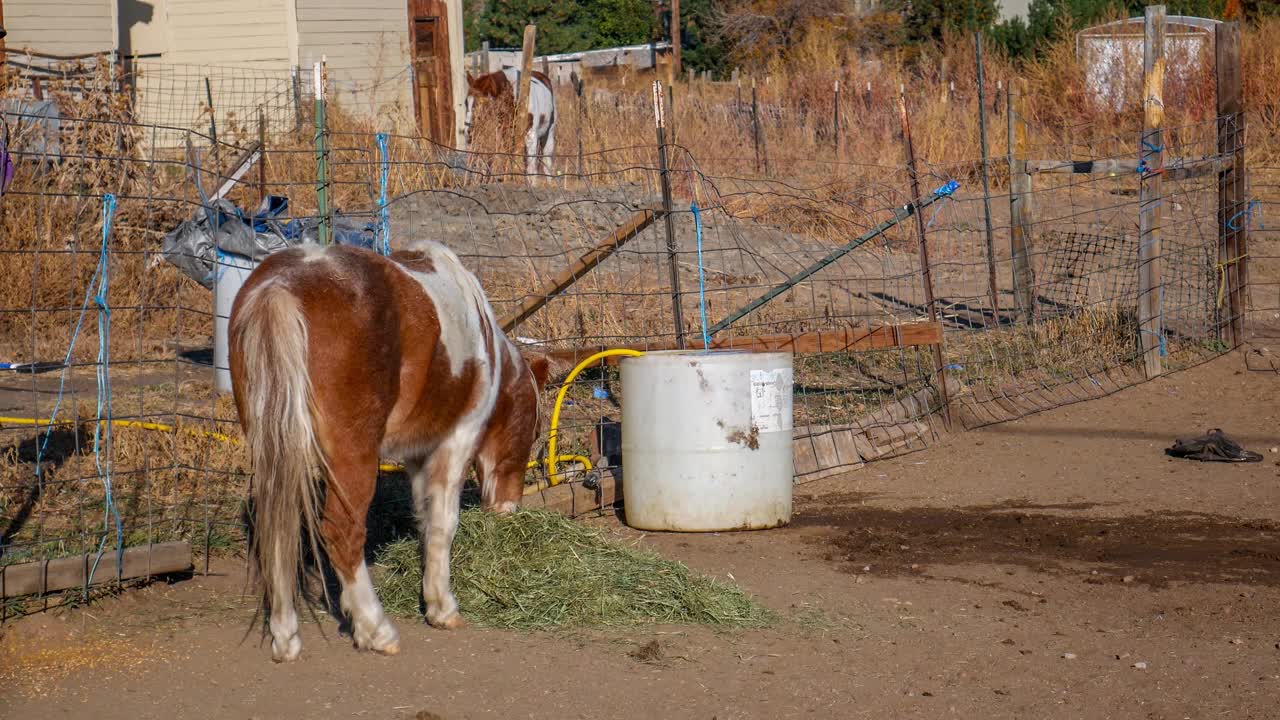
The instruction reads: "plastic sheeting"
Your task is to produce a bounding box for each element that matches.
[161,194,376,289]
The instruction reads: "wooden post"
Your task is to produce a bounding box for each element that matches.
[480,40,490,72]
[975,33,1000,321]
[671,0,681,79]
[0,0,8,70]
[833,79,841,159]
[1216,21,1247,348]
[1007,77,1035,322]
[513,25,537,174]
[314,58,331,246]
[898,91,952,429]
[735,75,742,121]
[653,81,686,349]
[1138,5,1165,378]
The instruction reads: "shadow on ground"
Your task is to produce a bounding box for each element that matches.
[794,494,1280,588]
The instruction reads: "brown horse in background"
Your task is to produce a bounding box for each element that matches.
[229,240,548,662]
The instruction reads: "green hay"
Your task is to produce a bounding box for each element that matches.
[373,508,776,630]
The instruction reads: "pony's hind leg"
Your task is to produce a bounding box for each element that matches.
[411,437,476,628]
[267,566,302,662]
[524,119,540,180]
[321,449,399,655]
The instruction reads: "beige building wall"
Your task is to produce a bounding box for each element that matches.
[3,0,115,56]
[294,0,414,127]
[120,0,292,68]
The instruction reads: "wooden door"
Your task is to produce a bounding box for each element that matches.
[409,0,453,145]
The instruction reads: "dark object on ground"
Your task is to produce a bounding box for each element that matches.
[596,415,621,467]
[1165,429,1264,463]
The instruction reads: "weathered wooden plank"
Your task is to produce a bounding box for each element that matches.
[1,542,193,599]
[1029,155,1226,178]
[521,469,620,516]
[545,322,943,365]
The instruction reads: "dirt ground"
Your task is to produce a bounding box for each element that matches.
[2,351,1279,720]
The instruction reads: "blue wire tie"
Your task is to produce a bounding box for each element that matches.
[692,201,710,349]
[376,132,391,256]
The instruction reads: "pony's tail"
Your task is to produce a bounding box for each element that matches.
[231,282,327,619]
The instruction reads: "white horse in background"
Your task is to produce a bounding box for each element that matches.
[463,68,557,178]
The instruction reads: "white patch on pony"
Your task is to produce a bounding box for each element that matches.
[270,604,301,662]
[341,561,399,654]
[298,244,328,262]
[394,240,495,378]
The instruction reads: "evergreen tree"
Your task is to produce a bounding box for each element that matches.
[890,0,1001,43]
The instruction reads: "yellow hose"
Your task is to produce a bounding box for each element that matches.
[545,349,643,487]
[1,415,404,472]
[0,416,234,443]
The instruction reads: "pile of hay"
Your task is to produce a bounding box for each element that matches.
[373,509,774,630]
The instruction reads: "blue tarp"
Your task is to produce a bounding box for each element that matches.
[161,194,376,289]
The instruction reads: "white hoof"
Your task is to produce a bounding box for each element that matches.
[355,619,401,655]
[271,633,302,663]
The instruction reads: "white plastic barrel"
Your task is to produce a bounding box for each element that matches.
[212,250,260,393]
[620,350,794,532]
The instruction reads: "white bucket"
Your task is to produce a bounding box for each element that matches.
[212,250,260,393]
[620,350,794,532]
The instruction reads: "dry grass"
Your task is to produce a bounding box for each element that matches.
[374,507,775,630]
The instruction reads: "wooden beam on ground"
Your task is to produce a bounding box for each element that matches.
[1,542,193,599]
[499,207,660,331]
[545,322,942,365]
[522,469,620,516]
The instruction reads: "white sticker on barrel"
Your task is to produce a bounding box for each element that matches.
[750,367,793,433]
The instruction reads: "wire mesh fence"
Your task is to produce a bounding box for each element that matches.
[1246,166,1280,372]
[0,57,1265,616]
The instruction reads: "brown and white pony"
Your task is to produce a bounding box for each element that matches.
[229,240,549,662]
[464,68,556,177]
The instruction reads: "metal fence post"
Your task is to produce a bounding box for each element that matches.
[653,81,686,349]
[314,58,331,246]
[898,90,952,429]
